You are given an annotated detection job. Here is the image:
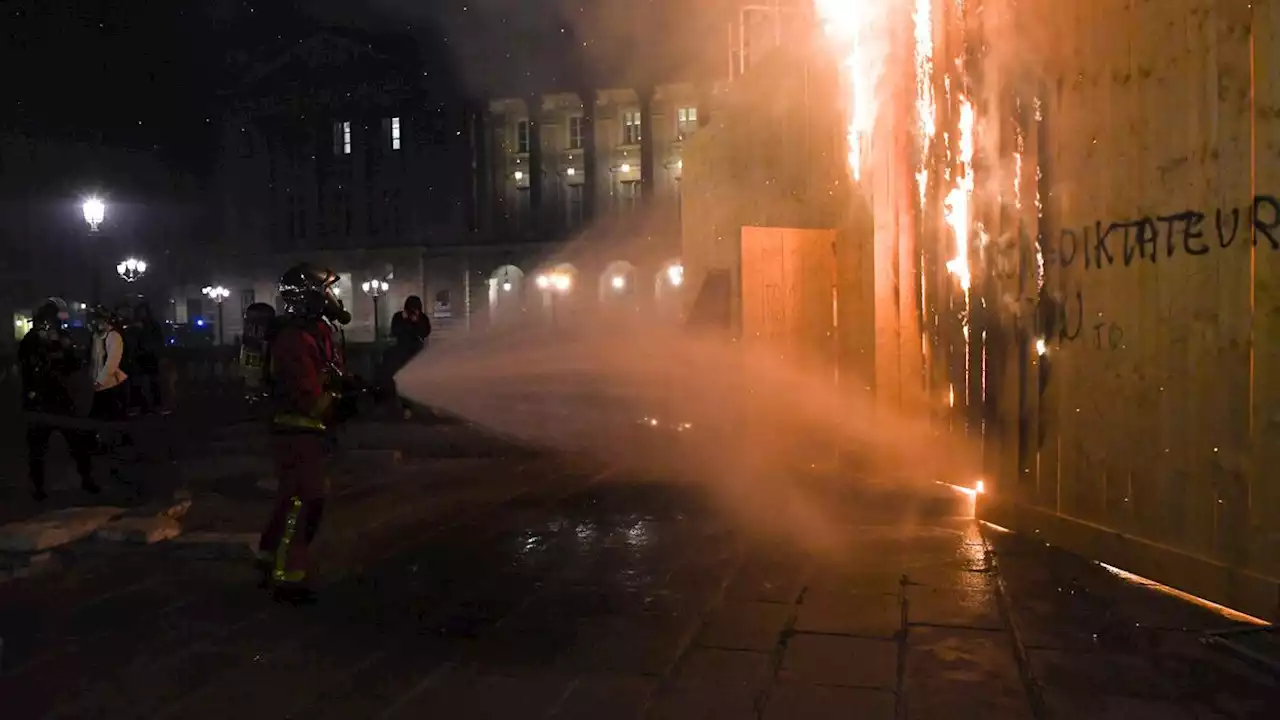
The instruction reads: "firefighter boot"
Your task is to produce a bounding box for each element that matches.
[268,497,324,604]
[253,550,274,588]
[271,574,317,605]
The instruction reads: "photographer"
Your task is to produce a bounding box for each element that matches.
[19,298,99,500]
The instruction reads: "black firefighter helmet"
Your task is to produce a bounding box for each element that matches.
[33,297,69,331]
[278,263,351,325]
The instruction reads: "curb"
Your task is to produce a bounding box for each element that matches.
[983,529,1051,719]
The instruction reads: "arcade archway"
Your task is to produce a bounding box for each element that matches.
[598,260,639,303]
[487,264,526,324]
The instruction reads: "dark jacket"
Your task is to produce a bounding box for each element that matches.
[131,318,165,373]
[390,310,431,356]
[19,327,84,415]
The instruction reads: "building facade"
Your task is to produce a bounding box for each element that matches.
[180,26,731,343]
[161,28,473,343]
[466,84,712,328]
[480,85,699,239]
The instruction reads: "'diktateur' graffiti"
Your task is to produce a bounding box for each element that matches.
[990,194,1279,355]
[1046,194,1279,270]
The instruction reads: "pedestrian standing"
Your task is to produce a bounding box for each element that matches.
[19,298,99,501]
[387,295,431,419]
[131,301,165,413]
[89,306,130,486]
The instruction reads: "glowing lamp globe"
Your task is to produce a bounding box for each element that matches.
[82,197,105,230]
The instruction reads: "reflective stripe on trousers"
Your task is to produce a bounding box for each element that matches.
[259,432,328,585]
[273,496,306,584]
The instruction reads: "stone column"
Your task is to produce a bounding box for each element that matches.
[469,102,491,236]
[639,86,656,200]
[579,89,598,222]
[696,83,713,129]
[491,111,512,238]
[525,95,544,223]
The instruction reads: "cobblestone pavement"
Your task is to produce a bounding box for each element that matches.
[0,467,1276,719]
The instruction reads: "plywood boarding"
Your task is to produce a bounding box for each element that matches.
[740,227,837,367]
[740,226,839,466]
[972,0,1280,619]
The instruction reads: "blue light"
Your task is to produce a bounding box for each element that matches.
[196,319,205,327]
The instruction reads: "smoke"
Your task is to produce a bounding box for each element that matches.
[394,242,982,556]
[318,0,734,95]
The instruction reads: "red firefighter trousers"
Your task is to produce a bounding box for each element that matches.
[258,431,329,582]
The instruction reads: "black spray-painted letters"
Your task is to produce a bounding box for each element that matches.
[1043,194,1277,270]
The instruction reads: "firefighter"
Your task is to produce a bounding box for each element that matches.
[255,264,351,601]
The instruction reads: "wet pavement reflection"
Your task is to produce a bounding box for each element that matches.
[0,470,1276,719]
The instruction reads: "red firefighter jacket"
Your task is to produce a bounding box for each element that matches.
[270,318,342,431]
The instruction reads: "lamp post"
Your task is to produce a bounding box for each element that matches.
[202,285,230,345]
[116,257,147,284]
[83,197,106,303]
[361,278,389,340]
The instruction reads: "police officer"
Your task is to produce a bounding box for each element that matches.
[19,298,99,500]
[255,264,351,601]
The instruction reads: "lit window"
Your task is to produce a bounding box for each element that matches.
[568,116,584,150]
[516,120,530,154]
[622,111,641,145]
[390,117,401,150]
[334,121,351,155]
[677,107,698,139]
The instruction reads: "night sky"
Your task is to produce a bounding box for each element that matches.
[3,0,730,175]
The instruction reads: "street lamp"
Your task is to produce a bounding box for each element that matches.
[362,278,389,340]
[202,285,230,345]
[116,257,147,283]
[83,197,106,302]
[82,197,105,231]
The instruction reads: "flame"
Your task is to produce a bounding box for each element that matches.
[1013,146,1023,211]
[913,0,935,209]
[814,0,891,182]
[943,98,975,290]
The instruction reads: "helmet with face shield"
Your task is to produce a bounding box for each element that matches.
[278,263,351,325]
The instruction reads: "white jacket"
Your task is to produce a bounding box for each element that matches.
[92,329,128,390]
